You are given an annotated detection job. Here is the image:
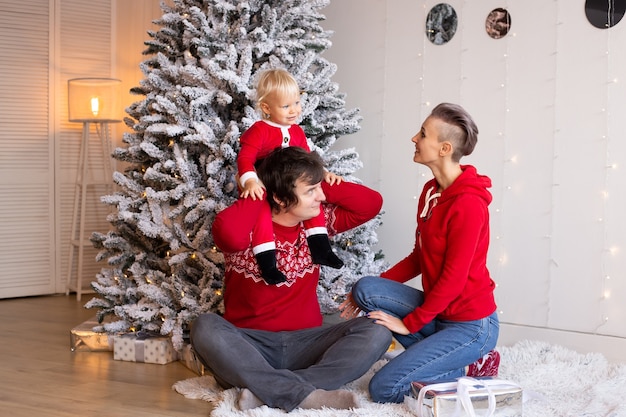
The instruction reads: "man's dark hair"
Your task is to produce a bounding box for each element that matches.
[257,147,325,212]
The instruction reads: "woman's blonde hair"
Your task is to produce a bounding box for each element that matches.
[255,68,300,113]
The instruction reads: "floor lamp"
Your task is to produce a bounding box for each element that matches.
[66,78,122,301]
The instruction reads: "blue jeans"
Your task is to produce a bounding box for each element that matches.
[351,276,499,403]
[190,313,392,411]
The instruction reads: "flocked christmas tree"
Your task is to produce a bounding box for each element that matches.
[86,0,387,349]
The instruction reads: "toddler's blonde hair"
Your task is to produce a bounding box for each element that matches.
[255,68,300,114]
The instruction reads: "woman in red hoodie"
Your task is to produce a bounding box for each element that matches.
[340,103,500,403]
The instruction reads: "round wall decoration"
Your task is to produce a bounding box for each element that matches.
[485,8,512,39]
[426,3,458,45]
[585,0,626,28]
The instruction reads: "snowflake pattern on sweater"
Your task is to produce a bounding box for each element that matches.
[225,226,318,287]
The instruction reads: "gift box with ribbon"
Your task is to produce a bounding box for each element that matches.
[179,343,206,376]
[405,377,523,417]
[113,332,178,365]
[70,317,114,352]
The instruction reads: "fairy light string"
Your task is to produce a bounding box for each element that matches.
[596,0,618,332]
[547,0,563,330]
[417,2,430,194]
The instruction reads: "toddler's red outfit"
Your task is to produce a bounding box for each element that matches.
[237,120,344,284]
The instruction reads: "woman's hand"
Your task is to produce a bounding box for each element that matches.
[338,293,362,319]
[367,310,410,335]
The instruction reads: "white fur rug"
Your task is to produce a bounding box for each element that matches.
[172,340,626,417]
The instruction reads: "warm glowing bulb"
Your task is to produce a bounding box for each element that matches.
[90,97,99,116]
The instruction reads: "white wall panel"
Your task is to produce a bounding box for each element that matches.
[488,2,559,328]
[602,18,626,336]
[551,5,611,333]
[319,0,387,190]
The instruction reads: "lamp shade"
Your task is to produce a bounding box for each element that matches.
[68,78,122,122]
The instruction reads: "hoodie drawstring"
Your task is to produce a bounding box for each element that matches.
[419,186,441,219]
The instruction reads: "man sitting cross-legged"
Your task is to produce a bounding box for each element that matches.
[191,146,392,412]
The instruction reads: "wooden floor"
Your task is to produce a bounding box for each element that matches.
[0,294,210,417]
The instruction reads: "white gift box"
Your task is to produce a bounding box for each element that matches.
[406,377,523,417]
[113,333,178,364]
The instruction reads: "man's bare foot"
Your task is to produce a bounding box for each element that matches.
[237,388,264,410]
[298,389,359,409]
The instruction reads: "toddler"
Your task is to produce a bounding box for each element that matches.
[237,68,345,284]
